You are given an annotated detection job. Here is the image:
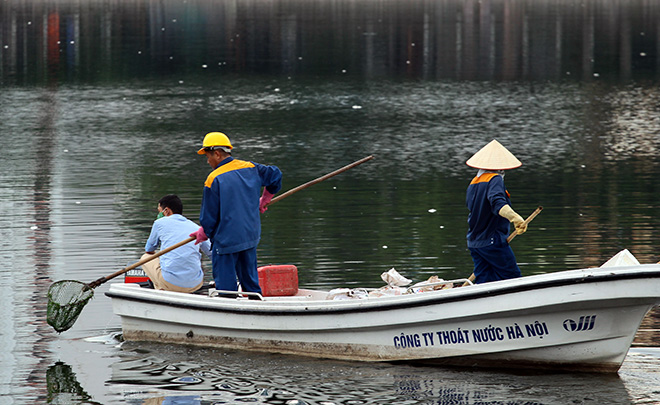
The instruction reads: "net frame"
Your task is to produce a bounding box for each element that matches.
[47,280,95,333]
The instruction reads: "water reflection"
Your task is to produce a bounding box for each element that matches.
[636,307,660,346]
[106,342,640,404]
[46,361,100,404]
[603,87,660,159]
[142,396,202,405]
[2,0,659,84]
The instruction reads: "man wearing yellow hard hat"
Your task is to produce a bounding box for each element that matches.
[465,139,526,283]
[190,132,282,295]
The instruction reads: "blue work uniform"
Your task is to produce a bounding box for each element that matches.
[145,214,212,288]
[466,172,521,283]
[200,156,282,293]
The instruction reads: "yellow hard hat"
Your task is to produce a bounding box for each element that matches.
[197,132,233,155]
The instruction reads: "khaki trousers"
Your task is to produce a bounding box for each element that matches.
[140,253,203,293]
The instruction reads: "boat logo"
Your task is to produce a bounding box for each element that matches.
[563,315,596,332]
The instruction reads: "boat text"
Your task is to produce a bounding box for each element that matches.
[393,321,550,348]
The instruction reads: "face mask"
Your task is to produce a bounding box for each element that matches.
[156,211,165,220]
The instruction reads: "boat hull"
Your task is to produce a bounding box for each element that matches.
[107,265,660,373]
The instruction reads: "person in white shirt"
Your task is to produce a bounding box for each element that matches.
[142,194,212,292]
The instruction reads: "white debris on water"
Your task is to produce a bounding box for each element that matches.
[84,332,123,345]
[428,208,437,213]
[352,105,362,109]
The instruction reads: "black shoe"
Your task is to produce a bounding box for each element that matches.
[137,280,154,289]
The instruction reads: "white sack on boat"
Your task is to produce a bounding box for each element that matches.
[408,276,453,293]
[600,249,641,267]
[381,268,412,287]
[368,286,405,298]
[327,288,369,300]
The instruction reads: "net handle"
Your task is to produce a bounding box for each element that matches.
[87,236,196,288]
[86,157,374,289]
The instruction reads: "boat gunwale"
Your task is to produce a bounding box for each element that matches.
[106,265,660,316]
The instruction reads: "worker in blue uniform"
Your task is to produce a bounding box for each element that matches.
[465,139,527,284]
[190,132,282,295]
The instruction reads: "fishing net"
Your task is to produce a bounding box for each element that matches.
[47,280,94,333]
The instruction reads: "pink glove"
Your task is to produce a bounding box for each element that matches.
[259,189,275,213]
[189,226,208,245]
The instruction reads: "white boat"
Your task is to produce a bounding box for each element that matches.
[106,258,660,373]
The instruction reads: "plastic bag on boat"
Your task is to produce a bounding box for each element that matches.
[407,276,453,294]
[381,268,412,287]
[327,288,369,300]
[600,249,640,267]
[368,286,406,298]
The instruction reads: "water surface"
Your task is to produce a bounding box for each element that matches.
[2,0,660,403]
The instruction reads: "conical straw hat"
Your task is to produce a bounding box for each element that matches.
[466,139,522,170]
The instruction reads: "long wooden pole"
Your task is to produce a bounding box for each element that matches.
[49,157,377,332]
[269,155,374,205]
[88,156,375,288]
[463,206,543,286]
[87,236,196,288]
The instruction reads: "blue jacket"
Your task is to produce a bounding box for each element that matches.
[200,157,282,254]
[466,173,511,248]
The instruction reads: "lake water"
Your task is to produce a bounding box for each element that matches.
[2,0,660,403]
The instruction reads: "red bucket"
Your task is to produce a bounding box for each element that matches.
[258,265,298,296]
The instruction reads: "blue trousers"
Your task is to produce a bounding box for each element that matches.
[212,247,262,293]
[469,242,521,284]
